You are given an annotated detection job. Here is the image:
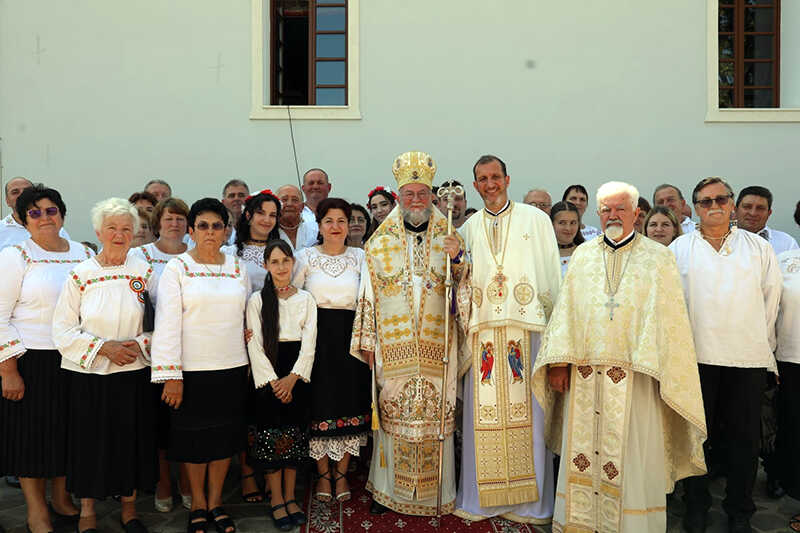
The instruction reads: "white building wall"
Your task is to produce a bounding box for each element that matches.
[1,0,799,241]
[783,1,800,108]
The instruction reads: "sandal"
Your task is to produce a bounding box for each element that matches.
[333,468,351,502]
[208,507,235,533]
[240,473,263,503]
[315,470,333,502]
[187,509,208,533]
[285,499,306,525]
[269,503,293,532]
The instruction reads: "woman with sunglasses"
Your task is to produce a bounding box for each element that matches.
[0,185,90,533]
[52,197,156,533]
[151,198,250,533]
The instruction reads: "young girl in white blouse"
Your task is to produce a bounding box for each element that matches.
[246,240,316,530]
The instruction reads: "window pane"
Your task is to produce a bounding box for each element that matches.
[316,88,346,105]
[719,35,734,58]
[719,8,734,32]
[719,62,735,86]
[316,34,345,58]
[744,7,774,32]
[745,0,773,5]
[317,0,344,3]
[719,88,734,108]
[744,62,772,86]
[743,88,773,107]
[744,35,772,59]
[317,7,345,31]
[316,61,345,85]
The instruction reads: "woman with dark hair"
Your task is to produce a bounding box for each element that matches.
[365,187,397,240]
[0,185,89,533]
[347,203,370,248]
[53,197,155,533]
[246,240,316,530]
[151,198,250,533]
[550,201,585,276]
[562,184,601,240]
[635,197,652,233]
[129,191,158,215]
[293,198,370,503]
[223,190,282,295]
[644,206,682,247]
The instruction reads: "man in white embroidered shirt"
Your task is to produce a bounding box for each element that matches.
[671,177,783,533]
[0,176,70,249]
[735,185,799,255]
[653,183,696,235]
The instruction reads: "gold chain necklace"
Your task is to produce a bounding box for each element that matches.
[482,208,513,302]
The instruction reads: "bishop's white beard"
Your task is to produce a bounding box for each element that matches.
[401,206,432,228]
[605,222,624,241]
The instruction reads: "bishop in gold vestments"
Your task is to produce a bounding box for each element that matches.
[533,182,707,532]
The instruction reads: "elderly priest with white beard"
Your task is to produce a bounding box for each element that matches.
[533,181,707,533]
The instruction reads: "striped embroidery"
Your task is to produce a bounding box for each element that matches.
[153,364,181,371]
[80,337,101,368]
[0,339,21,352]
[13,245,91,264]
[70,266,154,292]
[176,257,241,278]
[140,246,169,265]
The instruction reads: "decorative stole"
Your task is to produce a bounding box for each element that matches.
[471,204,540,507]
[363,206,456,501]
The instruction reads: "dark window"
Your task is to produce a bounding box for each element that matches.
[718,0,781,108]
[270,0,348,106]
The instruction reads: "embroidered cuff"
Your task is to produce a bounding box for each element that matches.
[135,335,152,364]
[151,365,183,383]
[80,337,104,370]
[0,339,25,363]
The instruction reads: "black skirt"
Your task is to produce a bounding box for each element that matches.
[309,309,371,439]
[66,367,157,499]
[153,384,172,450]
[775,361,800,499]
[168,365,248,464]
[249,341,310,470]
[0,349,69,478]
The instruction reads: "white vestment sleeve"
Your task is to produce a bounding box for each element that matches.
[151,259,184,382]
[290,292,317,382]
[762,245,783,354]
[52,272,106,370]
[0,247,27,362]
[246,292,277,388]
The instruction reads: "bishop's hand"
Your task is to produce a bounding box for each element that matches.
[548,365,570,392]
[443,235,461,260]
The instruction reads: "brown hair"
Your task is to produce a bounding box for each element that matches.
[643,206,682,242]
[152,197,189,238]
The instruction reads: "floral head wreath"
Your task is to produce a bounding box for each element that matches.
[367,186,398,201]
[245,188,280,203]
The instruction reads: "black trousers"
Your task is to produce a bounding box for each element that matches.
[772,361,800,499]
[684,364,766,519]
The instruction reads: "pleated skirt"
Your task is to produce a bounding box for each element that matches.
[309,309,371,439]
[0,349,69,478]
[66,367,157,499]
[168,365,248,464]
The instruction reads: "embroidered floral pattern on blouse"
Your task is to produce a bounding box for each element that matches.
[308,249,359,278]
[153,364,182,371]
[70,267,154,292]
[80,337,101,368]
[13,245,91,264]
[140,246,169,264]
[176,257,241,278]
[0,339,21,352]
[240,245,266,266]
[311,413,371,433]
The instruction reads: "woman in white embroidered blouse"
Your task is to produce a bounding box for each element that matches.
[293,198,370,504]
[246,240,316,529]
[52,198,155,533]
[129,197,191,513]
[0,186,88,533]
[151,198,250,533]
[550,201,585,277]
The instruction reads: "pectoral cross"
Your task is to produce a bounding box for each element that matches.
[605,296,620,321]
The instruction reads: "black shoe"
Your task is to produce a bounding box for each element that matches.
[728,516,752,533]
[48,504,79,525]
[285,499,306,526]
[268,504,293,532]
[766,478,785,499]
[120,518,149,533]
[370,500,389,515]
[683,508,707,533]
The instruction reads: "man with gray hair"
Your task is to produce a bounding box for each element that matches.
[523,188,552,215]
[672,177,782,533]
[534,181,707,533]
[144,179,171,202]
[276,184,318,252]
[1,176,70,249]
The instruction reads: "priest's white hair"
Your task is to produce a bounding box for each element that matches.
[596,181,639,210]
[91,197,141,233]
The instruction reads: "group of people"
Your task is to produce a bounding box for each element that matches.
[0,154,798,533]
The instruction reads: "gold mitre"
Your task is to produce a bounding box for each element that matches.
[392,151,436,189]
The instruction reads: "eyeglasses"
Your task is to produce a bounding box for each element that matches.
[530,202,551,209]
[400,191,431,201]
[195,221,225,231]
[27,207,59,219]
[695,194,732,209]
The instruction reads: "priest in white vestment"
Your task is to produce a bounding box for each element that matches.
[533,181,707,533]
[350,152,466,516]
[453,155,561,525]
[671,177,782,533]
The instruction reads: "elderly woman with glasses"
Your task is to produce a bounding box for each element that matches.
[0,185,91,533]
[52,197,156,533]
[151,198,250,533]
